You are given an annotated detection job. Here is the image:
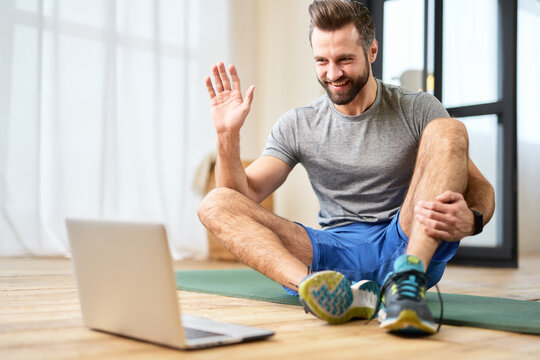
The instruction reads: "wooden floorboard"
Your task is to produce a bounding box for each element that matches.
[1,255,540,359]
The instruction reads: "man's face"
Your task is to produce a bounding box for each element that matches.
[312,23,371,106]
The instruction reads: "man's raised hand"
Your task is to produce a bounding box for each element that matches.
[205,62,255,135]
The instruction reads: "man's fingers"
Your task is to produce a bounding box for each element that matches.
[416,214,450,237]
[218,62,231,91]
[423,226,450,241]
[417,200,448,213]
[415,205,448,222]
[229,64,241,92]
[205,76,216,99]
[212,64,224,92]
[416,213,449,231]
[244,85,255,108]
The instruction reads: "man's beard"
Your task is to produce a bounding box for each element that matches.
[319,65,370,106]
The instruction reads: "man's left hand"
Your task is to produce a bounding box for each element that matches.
[414,191,474,242]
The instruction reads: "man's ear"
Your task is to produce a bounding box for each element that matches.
[369,39,378,63]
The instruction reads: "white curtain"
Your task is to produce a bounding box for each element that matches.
[0,0,229,258]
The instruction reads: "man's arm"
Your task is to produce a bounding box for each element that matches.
[414,156,495,241]
[206,62,291,202]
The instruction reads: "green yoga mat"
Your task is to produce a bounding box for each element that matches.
[175,268,540,335]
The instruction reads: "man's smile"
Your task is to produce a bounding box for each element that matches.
[326,79,351,89]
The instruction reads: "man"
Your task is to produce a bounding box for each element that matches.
[199,0,494,335]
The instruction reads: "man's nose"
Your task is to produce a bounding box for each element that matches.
[326,63,343,81]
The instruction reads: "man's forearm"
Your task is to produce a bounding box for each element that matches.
[215,131,250,196]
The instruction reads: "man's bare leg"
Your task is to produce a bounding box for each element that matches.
[399,118,469,268]
[197,187,312,290]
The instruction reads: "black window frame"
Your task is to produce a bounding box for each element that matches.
[362,0,518,267]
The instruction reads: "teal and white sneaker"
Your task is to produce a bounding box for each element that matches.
[298,270,380,325]
[378,254,440,335]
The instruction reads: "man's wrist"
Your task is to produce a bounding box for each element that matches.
[216,131,241,153]
[216,130,241,142]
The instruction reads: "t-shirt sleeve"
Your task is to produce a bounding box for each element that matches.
[261,110,299,169]
[412,92,450,140]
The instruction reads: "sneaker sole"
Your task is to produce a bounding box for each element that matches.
[380,309,437,335]
[298,271,379,325]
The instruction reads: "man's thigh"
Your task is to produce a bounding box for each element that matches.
[399,118,469,237]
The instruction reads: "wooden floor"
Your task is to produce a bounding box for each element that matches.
[1,254,540,360]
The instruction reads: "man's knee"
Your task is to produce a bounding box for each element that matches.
[197,187,241,227]
[421,118,469,154]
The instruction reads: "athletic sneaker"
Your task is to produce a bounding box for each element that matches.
[298,270,380,325]
[378,254,439,335]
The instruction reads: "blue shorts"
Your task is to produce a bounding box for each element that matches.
[285,211,459,295]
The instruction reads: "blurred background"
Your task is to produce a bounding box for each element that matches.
[0,0,538,263]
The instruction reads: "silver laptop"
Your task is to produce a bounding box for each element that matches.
[66,219,274,350]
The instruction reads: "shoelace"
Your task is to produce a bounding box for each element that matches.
[370,270,444,333]
[388,270,428,300]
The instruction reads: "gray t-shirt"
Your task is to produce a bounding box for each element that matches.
[262,79,450,229]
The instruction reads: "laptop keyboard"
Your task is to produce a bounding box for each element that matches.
[184,327,224,339]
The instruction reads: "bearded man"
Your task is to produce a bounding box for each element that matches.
[199,0,494,335]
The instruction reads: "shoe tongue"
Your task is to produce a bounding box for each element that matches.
[393,254,424,273]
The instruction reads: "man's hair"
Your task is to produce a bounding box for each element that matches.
[308,0,375,52]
